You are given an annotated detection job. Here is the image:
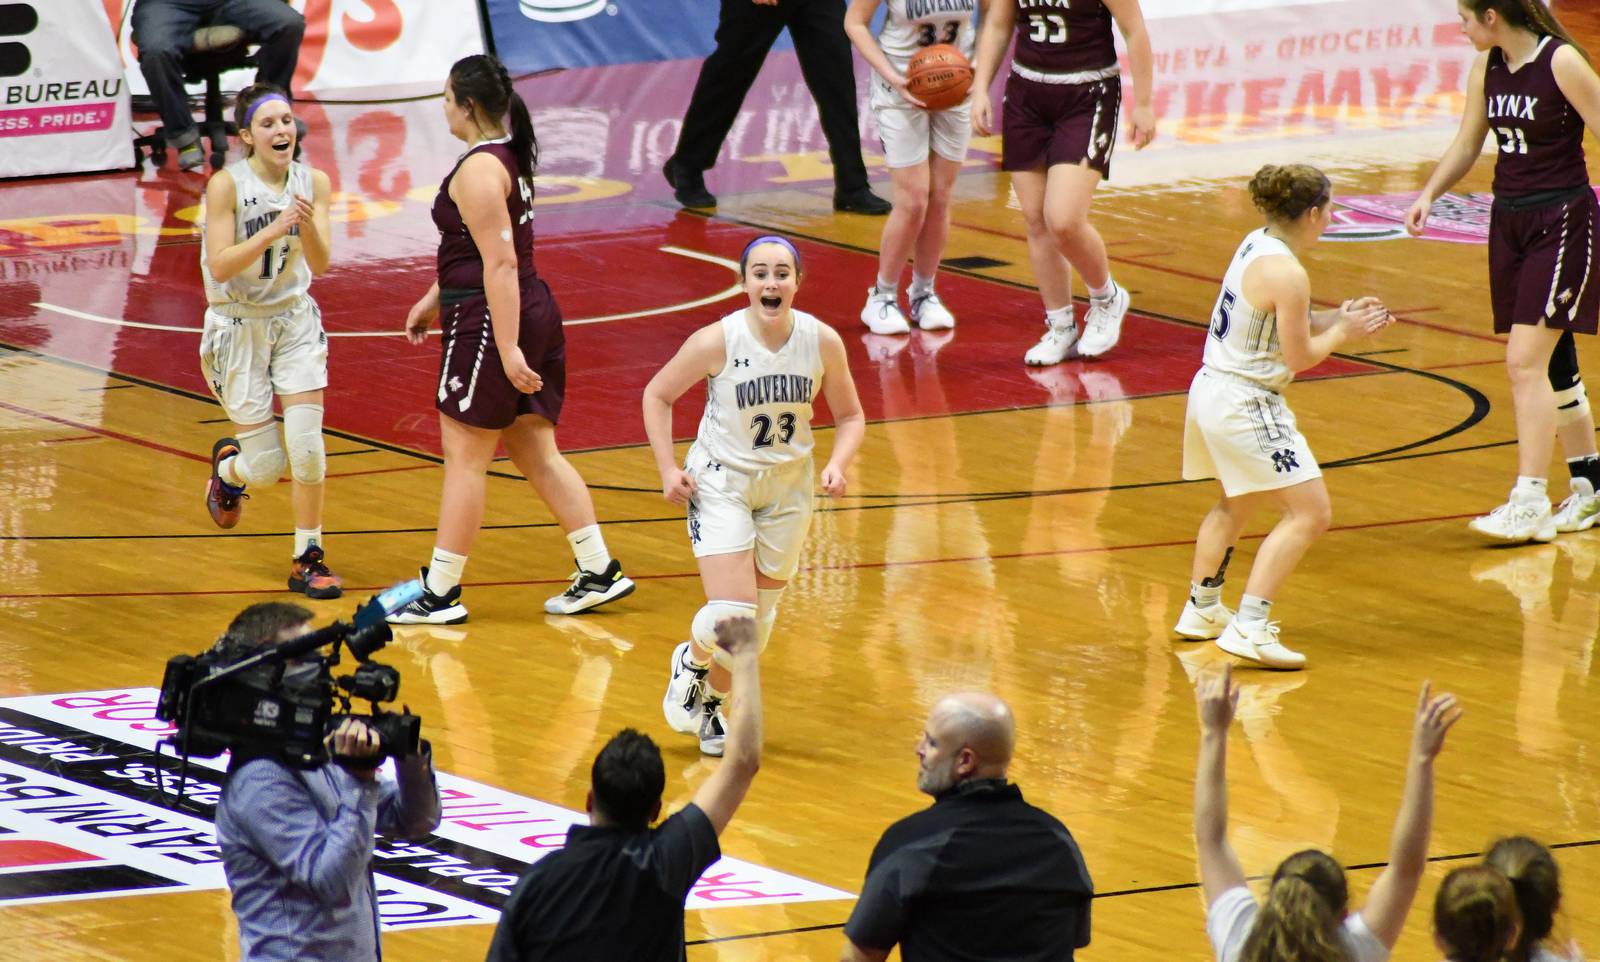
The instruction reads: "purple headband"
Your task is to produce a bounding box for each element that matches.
[740,235,801,272]
[244,93,291,126]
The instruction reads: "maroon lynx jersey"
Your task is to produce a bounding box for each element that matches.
[433,139,537,290]
[1484,37,1590,199]
[1012,0,1117,74]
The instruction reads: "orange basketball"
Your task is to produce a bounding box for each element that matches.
[905,44,974,112]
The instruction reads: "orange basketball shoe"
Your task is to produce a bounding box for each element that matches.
[206,437,247,529]
[288,545,343,600]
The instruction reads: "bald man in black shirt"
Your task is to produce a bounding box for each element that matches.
[840,693,1094,962]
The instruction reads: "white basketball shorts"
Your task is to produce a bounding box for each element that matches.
[684,448,815,581]
[199,296,329,426]
[1182,367,1322,496]
[870,72,973,169]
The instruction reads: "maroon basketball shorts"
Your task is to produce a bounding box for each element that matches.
[1001,73,1121,177]
[1488,186,1600,336]
[435,279,567,429]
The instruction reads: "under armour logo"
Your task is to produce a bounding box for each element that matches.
[242,197,258,207]
[448,376,463,392]
[1271,450,1300,473]
[733,358,750,368]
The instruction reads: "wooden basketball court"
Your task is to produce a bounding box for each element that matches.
[1,1,1598,958]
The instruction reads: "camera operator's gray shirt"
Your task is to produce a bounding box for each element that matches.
[216,753,441,962]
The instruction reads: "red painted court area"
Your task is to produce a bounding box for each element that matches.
[0,205,1371,455]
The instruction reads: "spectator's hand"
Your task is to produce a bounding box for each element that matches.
[819,463,847,497]
[500,346,544,394]
[888,72,927,109]
[1403,193,1435,236]
[404,297,437,345]
[661,466,696,505]
[972,96,994,137]
[328,717,381,778]
[1129,104,1157,149]
[713,615,759,661]
[1195,663,1239,734]
[1410,681,1461,762]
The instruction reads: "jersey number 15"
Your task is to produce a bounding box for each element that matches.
[1210,289,1236,341]
[258,241,289,280]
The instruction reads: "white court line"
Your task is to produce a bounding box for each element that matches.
[31,245,741,336]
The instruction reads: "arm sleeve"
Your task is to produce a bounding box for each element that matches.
[1343,910,1393,962]
[375,746,442,840]
[1206,886,1260,962]
[843,850,915,951]
[655,804,722,896]
[227,759,380,906]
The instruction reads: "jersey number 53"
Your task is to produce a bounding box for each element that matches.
[1026,12,1068,44]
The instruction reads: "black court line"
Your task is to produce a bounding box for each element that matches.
[77,383,133,391]
[327,447,379,457]
[1353,348,1410,356]
[686,838,1600,948]
[198,417,232,424]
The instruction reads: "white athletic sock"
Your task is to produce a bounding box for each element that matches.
[1512,476,1549,505]
[566,524,612,574]
[1237,594,1272,626]
[1190,582,1222,609]
[219,455,245,487]
[294,528,322,558]
[1088,279,1116,300]
[874,279,898,298]
[908,275,935,298]
[427,547,468,596]
[1045,306,1074,329]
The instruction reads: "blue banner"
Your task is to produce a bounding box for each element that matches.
[486,0,794,72]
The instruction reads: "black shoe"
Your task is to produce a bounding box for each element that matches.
[833,187,892,215]
[387,567,468,625]
[664,161,716,208]
[544,559,636,614]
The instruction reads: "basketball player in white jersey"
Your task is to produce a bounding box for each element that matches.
[1174,165,1392,670]
[200,83,341,599]
[845,0,985,335]
[643,236,866,755]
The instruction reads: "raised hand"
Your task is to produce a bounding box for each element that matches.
[1411,680,1461,762]
[713,615,759,661]
[1195,663,1240,734]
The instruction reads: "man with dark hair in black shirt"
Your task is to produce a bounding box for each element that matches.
[840,692,1094,962]
[484,616,764,962]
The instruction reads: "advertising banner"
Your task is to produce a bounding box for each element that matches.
[102,0,484,99]
[484,0,794,74]
[0,1,134,178]
[0,688,855,920]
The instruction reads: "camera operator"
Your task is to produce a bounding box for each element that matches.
[211,602,441,962]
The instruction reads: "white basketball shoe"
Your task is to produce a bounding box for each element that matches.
[861,287,911,335]
[909,290,956,330]
[1024,318,1080,366]
[1174,599,1235,641]
[1215,620,1306,670]
[662,641,708,734]
[1076,283,1129,358]
[1468,498,1558,544]
[1552,478,1600,533]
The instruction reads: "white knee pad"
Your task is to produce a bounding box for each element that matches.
[692,600,757,666]
[283,403,327,484]
[232,423,286,488]
[1555,380,1591,428]
[756,587,784,653]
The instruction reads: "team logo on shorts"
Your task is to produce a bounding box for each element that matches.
[688,502,702,545]
[1271,450,1300,474]
[448,376,463,393]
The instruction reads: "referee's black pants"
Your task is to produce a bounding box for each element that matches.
[670,0,869,193]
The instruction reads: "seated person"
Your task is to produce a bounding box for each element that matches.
[132,0,305,169]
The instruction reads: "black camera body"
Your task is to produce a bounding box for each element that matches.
[157,587,424,770]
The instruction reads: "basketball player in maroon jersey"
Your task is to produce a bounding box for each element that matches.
[971,0,1156,365]
[389,54,634,624]
[1406,0,1600,543]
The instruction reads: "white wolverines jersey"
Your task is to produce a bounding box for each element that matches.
[201,159,314,308]
[1203,228,1296,392]
[878,0,978,71]
[693,308,825,473]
